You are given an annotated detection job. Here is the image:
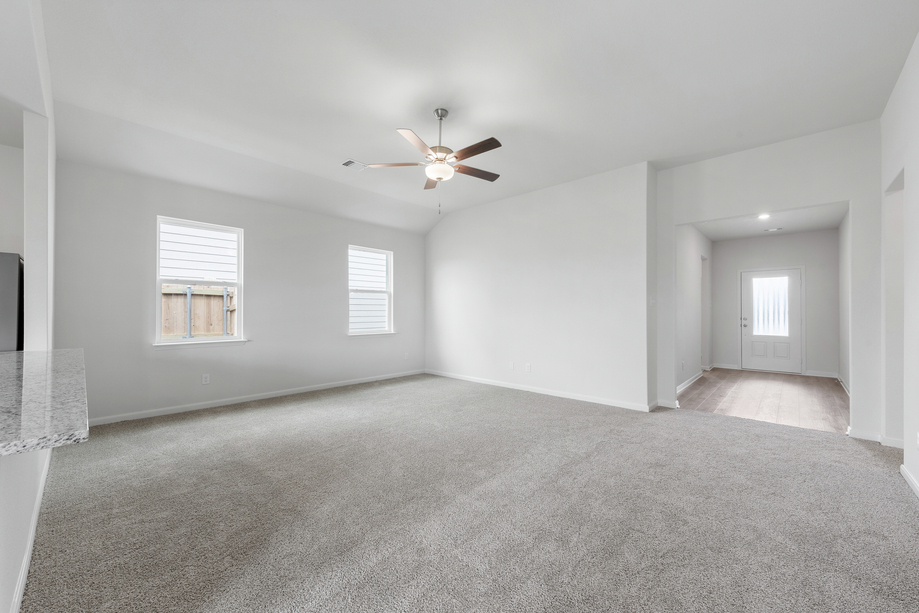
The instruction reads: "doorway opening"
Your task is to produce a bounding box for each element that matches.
[674,201,850,434]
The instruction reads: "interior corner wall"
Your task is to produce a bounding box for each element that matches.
[674,224,711,389]
[711,229,840,376]
[0,145,24,256]
[701,257,712,369]
[53,161,426,424]
[646,164,658,407]
[838,212,851,392]
[23,110,54,351]
[656,121,882,439]
[882,189,904,448]
[656,172,677,408]
[881,30,919,489]
[424,162,653,411]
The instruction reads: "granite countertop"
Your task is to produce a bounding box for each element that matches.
[0,349,89,456]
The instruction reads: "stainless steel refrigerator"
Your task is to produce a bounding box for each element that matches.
[0,252,24,351]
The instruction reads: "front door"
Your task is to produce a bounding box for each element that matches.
[740,269,802,373]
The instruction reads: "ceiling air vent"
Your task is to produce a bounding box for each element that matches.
[342,159,368,171]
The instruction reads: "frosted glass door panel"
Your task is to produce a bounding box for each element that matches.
[752,276,789,336]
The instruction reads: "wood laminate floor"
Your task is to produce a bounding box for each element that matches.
[676,368,849,434]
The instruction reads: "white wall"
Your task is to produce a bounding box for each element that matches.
[0,145,24,256]
[711,229,840,376]
[657,122,881,439]
[838,211,851,391]
[23,110,54,352]
[674,224,711,389]
[882,189,904,448]
[881,30,919,488]
[701,256,711,369]
[0,2,56,611]
[53,161,426,424]
[646,166,658,406]
[0,449,49,613]
[425,162,654,411]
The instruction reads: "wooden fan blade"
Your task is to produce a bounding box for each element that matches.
[367,163,425,168]
[397,129,435,158]
[424,178,438,190]
[451,137,501,162]
[454,164,500,182]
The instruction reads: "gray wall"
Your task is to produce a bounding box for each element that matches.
[674,224,711,389]
[839,212,851,389]
[425,162,654,411]
[0,144,23,256]
[882,190,904,447]
[54,161,426,424]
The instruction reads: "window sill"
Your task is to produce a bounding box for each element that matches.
[348,331,396,337]
[153,339,250,350]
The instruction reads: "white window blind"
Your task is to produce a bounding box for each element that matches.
[159,223,238,282]
[349,246,391,333]
[752,276,789,336]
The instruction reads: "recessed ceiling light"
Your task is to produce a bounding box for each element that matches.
[764,228,783,232]
[758,213,770,220]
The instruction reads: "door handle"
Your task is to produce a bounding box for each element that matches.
[742,324,747,327]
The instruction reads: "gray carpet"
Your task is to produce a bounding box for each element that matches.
[21,374,919,612]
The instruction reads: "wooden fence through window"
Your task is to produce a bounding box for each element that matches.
[162,284,236,339]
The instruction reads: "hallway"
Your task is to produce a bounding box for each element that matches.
[677,368,849,434]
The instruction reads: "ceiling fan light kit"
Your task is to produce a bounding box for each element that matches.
[361,108,502,190]
[425,161,454,181]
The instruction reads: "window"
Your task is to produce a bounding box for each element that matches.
[348,246,392,334]
[156,217,243,344]
[752,276,788,336]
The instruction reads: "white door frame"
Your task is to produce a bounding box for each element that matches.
[738,266,806,374]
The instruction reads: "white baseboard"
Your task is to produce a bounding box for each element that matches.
[88,370,425,426]
[712,363,740,370]
[703,365,714,371]
[901,465,919,502]
[880,436,904,449]
[846,426,881,443]
[8,449,51,613]
[425,370,652,412]
[656,400,679,409]
[676,371,704,394]
[804,370,839,379]
[839,378,850,396]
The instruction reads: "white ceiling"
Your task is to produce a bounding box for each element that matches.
[40,0,919,232]
[691,201,850,242]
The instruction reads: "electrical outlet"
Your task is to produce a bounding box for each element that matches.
[525,363,531,372]
[202,374,210,385]
[404,353,408,360]
[509,361,514,370]
[681,360,685,370]
[916,431,919,449]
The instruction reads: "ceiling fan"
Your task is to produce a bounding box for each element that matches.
[364,108,502,190]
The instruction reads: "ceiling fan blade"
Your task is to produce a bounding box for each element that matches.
[424,177,438,190]
[451,137,501,162]
[397,129,435,158]
[454,164,500,182]
[367,162,425,168]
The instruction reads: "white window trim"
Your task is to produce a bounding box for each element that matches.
[154,216,246,346]
[348,245,394,336]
